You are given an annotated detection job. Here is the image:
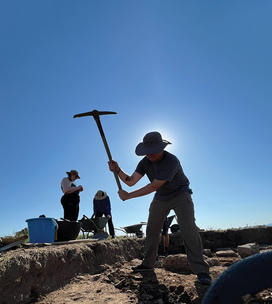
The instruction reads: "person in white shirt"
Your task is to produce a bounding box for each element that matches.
[60,170,83,221]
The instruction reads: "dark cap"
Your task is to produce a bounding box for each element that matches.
[66,170,80,179]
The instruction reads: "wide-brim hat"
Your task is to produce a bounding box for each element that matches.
[66,170,80,179]
[95,190,108,200]
[135,131,171,156]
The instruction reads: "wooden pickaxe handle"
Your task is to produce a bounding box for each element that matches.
[74,110,122,190]
[94,116,122,190]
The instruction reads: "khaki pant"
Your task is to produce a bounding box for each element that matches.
[143,192,209,274]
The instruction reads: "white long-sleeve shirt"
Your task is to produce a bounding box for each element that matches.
[61,177,78,194]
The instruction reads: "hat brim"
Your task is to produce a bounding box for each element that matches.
[94,192,107,200]
[135,141,169,156]
[67,171,80,179]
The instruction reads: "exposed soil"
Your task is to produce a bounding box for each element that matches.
[37,257,225,304]
[1,233,272,304]
[37,257,272,304]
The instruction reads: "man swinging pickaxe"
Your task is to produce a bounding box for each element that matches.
[73,109,122,190]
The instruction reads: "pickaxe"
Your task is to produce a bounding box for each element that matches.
[73,109,122,190]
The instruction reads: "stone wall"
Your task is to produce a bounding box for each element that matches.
[167,226,272,253]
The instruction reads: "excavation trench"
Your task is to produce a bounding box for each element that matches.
[0,238,144,304]
[1,226,272,304]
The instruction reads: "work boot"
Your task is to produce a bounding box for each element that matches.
[197,273,212,285]
[132,264,154,273]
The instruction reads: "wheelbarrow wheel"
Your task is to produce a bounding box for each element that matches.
[136,230,143,238]
[170,224,180,234]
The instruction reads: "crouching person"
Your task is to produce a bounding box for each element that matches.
[93,190,115,239]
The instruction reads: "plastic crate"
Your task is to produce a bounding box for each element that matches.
[26,217,57,243]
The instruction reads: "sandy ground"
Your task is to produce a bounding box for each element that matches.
[37,258,210,304]
[2,237,272,303]
[37,257,272,304]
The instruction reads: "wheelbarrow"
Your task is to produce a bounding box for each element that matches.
[117,223,146,238]
[56,219,81,242]
[79,215,109,240]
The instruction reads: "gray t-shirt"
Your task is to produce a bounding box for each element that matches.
[135,151,190,200]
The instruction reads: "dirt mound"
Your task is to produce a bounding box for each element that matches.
[1,236,272,303]
[38,257,272,304]
[0,238,144,303]
[37,258,213,304]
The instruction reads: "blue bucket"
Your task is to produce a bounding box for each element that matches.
[26,217,57,243]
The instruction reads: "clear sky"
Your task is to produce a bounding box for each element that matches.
[1,1,271,237]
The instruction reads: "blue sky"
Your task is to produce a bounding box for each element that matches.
[1,1,271,237]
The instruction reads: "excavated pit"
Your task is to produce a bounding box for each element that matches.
[1,226,272,303]
[0,238,144,303]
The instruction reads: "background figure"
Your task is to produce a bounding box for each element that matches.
[60,170,83,221]
[161,217,170,257]
[93,190,115,239]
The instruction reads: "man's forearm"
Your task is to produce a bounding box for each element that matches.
[118,179,166,201]
[127,183,158,199]
[118,169,134,186]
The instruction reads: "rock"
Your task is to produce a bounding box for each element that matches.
[237,243,260,258]
[92,274,101,281]
[163,254,191,272]
[140,293,154,300]
[207,257,220,266]
[33,261,42,270]
[174,285,185,295]
[203,248,213,257]
[260,247,272,254]
[178,291,192,303]
[169,285,176,292]
[216,247,233,251]
[215,250,238,257]
[115,278,126,289]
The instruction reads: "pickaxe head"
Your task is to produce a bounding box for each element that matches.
[73,110,117,120]
[73,108,122,190]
